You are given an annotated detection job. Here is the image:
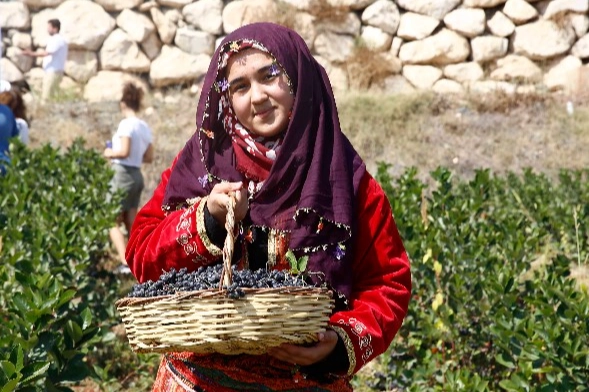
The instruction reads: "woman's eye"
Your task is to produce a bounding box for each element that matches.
[231,84,247,93]
[264,72,278,81]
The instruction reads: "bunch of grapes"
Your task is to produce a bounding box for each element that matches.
[127,264,308,299]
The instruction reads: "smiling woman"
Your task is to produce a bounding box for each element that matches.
[126,23,411,392]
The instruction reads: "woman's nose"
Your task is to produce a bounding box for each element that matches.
[250,82,268,104]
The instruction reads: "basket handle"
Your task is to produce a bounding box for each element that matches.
[220,192,236,289]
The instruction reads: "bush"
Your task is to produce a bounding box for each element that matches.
[371,164,589,391]
[0,140,121,391]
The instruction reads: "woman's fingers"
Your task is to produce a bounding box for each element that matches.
[207,182,247,223]
[267,331,339,366]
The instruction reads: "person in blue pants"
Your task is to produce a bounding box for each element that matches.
[0,103,18,174]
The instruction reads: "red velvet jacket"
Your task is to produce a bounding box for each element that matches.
[126,155,411,378]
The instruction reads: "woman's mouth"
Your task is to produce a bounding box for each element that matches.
[255,108,273,119]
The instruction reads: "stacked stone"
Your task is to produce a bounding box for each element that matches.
[0,0,588,100]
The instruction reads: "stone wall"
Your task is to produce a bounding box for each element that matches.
[1,0,588,101]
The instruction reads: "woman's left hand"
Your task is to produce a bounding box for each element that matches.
[103,148,114,158]
[267,330,338,366]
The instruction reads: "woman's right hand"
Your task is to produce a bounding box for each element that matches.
[207,182,248,225]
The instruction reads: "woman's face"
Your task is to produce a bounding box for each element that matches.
[225,49,294,138]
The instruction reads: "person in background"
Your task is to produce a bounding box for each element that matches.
[0,89,30,145]
[126,23,411,391]
[0,104,18,175]
[104,82,154,274]
[23,19,68,104]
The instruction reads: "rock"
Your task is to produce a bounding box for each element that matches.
[149,45,210,87]
[396,0,461,20]
[515,84,536,94]
[31,9,56,47]
[463,0,507,6]
[381,53,403,73]
[380,75,416,94]
[174,28,215,56]
[469,80,516,94]
[316,57,350,92]
[222,0,278,34]
[293,12,317,48]
[503,0,539,25]
[139,1,158,12]
[117,9,156,43]
[0,2,30,30]
[513,20,576,59]
[279,0,316,10]
[99,29,151,73]
[215,36,226,51]
[7,47,34,73]
[543,55,583,91]
[165,9,182,24]
[94,0,143,11]
[488,11,516,37]
[325,0,378,10]
[317,12,361,36]
[572,33,589,58]
[84,71,149,102]
[141,32,163,60]
[150,8,177,45]
[444,62,485,83]
[183,0,223,35]
[399,28,470,65]
[402,65,443,89]
[0,58,24,82]
[433,78,464,94]
[361,26,393,51]
[59,75,79,92]
[25,67,44,92]
[64,50,97,83]
[11,33,32,50]
[490,54,542,82]
[543,0,588,20]
[156,0,192,8]
[471,36,509,62]
[314,32,355,63]
[21,0,63,9]
[361,0,400,35]
[56,0,116,51]
[390,37,403,56]
[397,12,440,40]
[443,8,486,38]
[569,14,589,38]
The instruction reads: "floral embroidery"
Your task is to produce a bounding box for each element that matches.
[217,78,230,92]
[229,41,240,52]
[337,317,375,366]
[269,62,281,77]
[198,174,209,188]
[334,243,346,260]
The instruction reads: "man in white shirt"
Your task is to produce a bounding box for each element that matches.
[23,19,68,104]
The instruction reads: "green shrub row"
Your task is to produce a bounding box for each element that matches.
[0,140,123,391]
[372,165,589,392]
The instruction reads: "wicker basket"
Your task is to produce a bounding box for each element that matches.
[115,195,334,355]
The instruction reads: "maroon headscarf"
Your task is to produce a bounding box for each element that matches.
[162,23,366,299]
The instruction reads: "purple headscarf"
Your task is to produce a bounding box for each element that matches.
[163,23,366,299]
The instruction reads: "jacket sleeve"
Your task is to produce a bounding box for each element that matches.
[328,172,412,376]
[126,154,223,283]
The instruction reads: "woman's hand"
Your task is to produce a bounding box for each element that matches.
[267,331,338,366]
[207,182,248,225]
[103,148,114,159]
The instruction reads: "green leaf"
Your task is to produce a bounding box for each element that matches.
[495,353,516,369]
[20,362,50,384]
[65,321,83,344]
[0,362,15,379]
[297,256,308,272]
[80,308,92,330]
[498,380,519,392]
[1,379,18,392]
[56,289,77,308]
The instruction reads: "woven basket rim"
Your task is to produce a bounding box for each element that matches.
[116,286,333,308]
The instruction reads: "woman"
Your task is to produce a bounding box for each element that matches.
[104,82,154,274]
[0,88,29,145]
[127,23,411,391]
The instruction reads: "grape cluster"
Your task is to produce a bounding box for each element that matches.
[127,263,308,299]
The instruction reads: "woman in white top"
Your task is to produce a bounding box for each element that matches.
[104,82,154,272]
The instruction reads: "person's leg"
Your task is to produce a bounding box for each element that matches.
[50,72,63,99]
[41,72,53,104]
[109,214,127,265]
[125,208,137,234]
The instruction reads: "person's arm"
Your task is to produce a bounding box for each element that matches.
[326,173,411,376]
[22,49,49,57]
[126,153,224,283]
[142,143,154,163]
[104,136,131,159]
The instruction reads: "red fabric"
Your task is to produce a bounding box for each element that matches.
[126,159,411,389]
